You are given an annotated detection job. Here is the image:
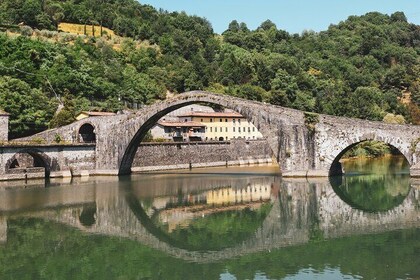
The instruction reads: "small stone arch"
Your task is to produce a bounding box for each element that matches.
[78,122,96,143]
[5,149,54,178]
[328,137,411,176]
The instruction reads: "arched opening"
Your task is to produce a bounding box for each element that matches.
[329,140,410,176]
[122,102,275,175]
[6,150,52,178]
[329,140,411,212]
[78,123,96,143]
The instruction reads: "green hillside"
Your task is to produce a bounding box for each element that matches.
[0,0,419,138]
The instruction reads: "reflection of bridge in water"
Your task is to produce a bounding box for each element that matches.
[0,177,419,263]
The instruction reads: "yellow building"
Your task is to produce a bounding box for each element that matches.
[177,111,263,141]
[75,111,116,121]
[206,185,271,205]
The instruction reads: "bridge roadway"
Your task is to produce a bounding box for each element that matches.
[0,91,419,179]
[1,178,418,263]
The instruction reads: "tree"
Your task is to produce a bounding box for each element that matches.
[227,20,240,33]
[390,12,407,23]
[0,76,56,137]
[271,69,299,103]
[258,19,276,31]
[121,66,165,104]
[382,113,405,124]
[349,87,385,120]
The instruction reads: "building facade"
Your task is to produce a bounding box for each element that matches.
[177,111,263,141]
[150,121,206,142]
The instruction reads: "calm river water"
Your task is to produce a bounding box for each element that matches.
[0,156,419,279]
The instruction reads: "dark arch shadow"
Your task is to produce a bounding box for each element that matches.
[118,100,272,175]
[78,123,96,143]
[328,140,411,176]
[5,149,56,178]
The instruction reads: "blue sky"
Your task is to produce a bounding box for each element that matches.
[139,0,420,34]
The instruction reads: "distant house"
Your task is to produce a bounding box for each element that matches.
[177,111,263,141]
[150,121,206,142]
[75,111,116,121]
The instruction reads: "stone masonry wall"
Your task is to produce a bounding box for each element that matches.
[0,116,8,142]
[132,139,274,171]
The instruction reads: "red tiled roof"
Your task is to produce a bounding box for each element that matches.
[177,111,243,118]
[81,111,116,117]
[157,121,206,127]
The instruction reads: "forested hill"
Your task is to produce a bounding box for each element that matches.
[0,0,419,138]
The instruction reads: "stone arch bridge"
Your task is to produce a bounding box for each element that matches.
[1,91,420,178]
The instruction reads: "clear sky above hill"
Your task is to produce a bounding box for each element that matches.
[140,0,420,34]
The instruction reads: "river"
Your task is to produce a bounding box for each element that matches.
[0,156,418,279]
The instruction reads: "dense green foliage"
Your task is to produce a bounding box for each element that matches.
[0,0,419,138]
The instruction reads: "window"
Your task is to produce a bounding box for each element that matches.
[210,118,213,122]
[233,127,235,132]
[238,119,241,124]
[184,118,188,122]
[215,127,217,132]
[220,118,222,122]
[225,127,228,132]
[253,127,255,132]
[210,127,212,132]
[233,119,236,124]
[201,119,203,122]
[225,119,228,122]
[248,127,251,133]
[238,127,241,133]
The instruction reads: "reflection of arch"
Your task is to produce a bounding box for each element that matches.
[5,149,55,178]
[329,140,411,176]
[124,191,274,251]
[329,174,411,212]
[78,123,96,143]
[79,204,97,227]
[218,137,224,141]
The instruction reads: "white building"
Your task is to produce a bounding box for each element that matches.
[150,121,206,142]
